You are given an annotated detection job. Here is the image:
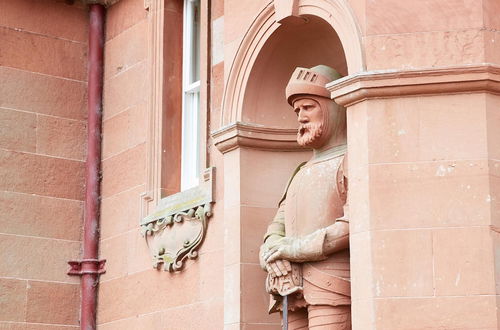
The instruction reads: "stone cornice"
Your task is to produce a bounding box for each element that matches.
[212,121,305,154]
[327,64,500,107]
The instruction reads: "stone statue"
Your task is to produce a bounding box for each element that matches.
[260,65,351,329]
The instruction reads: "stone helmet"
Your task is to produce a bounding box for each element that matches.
[285,65,342,106]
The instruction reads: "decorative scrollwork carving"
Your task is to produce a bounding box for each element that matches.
[140,168,215,272]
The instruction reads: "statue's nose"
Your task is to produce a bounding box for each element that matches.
[298,112,308,123]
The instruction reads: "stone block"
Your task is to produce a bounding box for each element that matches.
[160,299,224,330]
[100,232,128,281]
[369,160,490,230]
[375,296,498,329]
[26,281,79,325]
[100,143,146,198]
[433,226,496,295]
[36,115,86,160]
[197,250,224,301]
[240,206,277,264]
[98,312,163,330]
[98,267,200,324]
[0,149,85,200]
[0,278,27,322]
[102,101,147,160]
[483,0,500,30]
[210,62,224,126]
[0,0,87,42]
[100,184,145,239]
[0,234,80,283]
[211,0,224,19]
[372,230,434,297]
[104,19,147,80]
[0,67,86,120]
[125,227,154,275]
[102,61,147,120]
[484,30,500,65]
[0,191,82,241]
[486,94,500,160]
[106,0,147,41]
[0,108,36,153]
[366,94,488,164]
[102,109,129,159]
[241,263,280,324]
[365,29,484,71]
[0,27,86,81]
[366,0,482,35]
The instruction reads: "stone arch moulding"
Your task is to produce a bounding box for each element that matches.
[219,0,365,130]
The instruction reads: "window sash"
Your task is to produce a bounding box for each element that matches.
[181,0,201,191]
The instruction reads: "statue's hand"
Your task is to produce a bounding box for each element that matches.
[265,259,292,278]
[263,230,327,263]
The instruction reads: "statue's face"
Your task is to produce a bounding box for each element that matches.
[293,97,327,148]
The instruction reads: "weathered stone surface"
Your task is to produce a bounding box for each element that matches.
[0,234,80,283]
[0,108,36,153]
[0,67,87,120]
[100,143,146,198]
[26,281,80,325]
[0,149,85,200]
[37,115,87,161]
[0,0,87,42]
[0,278,27,322]
[0,27,87,81]
[0,191,82,241]
[105,0,147,41]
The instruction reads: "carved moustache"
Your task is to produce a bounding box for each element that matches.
[297,122,323,146]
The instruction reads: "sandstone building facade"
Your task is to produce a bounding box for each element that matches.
[1,0,499,329]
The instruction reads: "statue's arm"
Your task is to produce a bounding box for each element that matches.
[322,207,349,256]
[323,153,350,255]
[263,203,286,243]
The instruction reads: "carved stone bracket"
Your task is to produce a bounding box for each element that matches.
[140,168,215,272]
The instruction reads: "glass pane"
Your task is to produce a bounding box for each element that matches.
[189,0,200,84]
[181,91,200,191]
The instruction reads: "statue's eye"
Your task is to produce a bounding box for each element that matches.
[294,109,299,116]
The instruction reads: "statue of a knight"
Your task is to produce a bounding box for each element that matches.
[260,65,351,329]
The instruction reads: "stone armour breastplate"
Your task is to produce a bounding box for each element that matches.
[284,153,346,238]
[284,150,350,281]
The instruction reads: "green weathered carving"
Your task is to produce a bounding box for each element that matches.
[140,168,215,272]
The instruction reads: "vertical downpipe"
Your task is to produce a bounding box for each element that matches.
[82,4,105,330]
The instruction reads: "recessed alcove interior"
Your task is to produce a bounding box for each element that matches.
[242,15,347,128]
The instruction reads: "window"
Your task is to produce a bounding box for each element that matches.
[181,0,201,191]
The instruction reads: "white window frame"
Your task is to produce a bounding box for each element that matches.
[181,0,201,191]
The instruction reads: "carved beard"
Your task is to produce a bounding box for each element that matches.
[297,122,324,147]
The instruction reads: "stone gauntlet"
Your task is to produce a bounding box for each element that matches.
[263,229,328,263]
[260,204,286,269]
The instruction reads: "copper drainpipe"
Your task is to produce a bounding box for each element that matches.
[68,4,106,330]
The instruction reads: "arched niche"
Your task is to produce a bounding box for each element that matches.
[242,15,347,128]
[217,0,364,130]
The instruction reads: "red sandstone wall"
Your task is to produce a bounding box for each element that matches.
[97,0,224,328]
[0,0,88,328]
